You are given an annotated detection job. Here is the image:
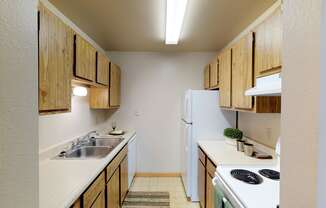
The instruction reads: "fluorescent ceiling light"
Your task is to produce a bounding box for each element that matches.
[165,0,188,45]
[73,86,88,97]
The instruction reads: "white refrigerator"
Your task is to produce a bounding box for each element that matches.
[180,90,235,201]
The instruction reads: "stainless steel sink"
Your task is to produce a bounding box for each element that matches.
[62,146,112,159]
[54,137,124,160]
[86,138,123,148]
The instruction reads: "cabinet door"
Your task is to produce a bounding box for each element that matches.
[232,33,254,110]
[83,172,105,208]
[39,5,73,112]
[209,58,219,88]
[204,65,210,89]
[75,35,96,81]
[120,156,129,204]
[89,87,110,109]
[107,168,120,208]
[255,8,282,77]
[97,52,109,86]
[90,191,105,208]
[218,49,232,108]
[198,160,206,208]
[71,198,81,208]
[206,173,214,208]
[110,63,121,107]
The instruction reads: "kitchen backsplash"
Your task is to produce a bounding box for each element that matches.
[38,94,111,152]
[238,112,281,148]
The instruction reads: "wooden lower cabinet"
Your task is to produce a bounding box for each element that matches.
[120,156,129,204]
[206,172,214,208]
[70,145,129,208]
[206,158,216,208]
[91,191,105,208]
[107,168,120,208]
[198,159,206,208]
[83,172,105,208]
[71,198,81,208]
[198,146,217,208]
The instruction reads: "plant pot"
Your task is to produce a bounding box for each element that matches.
[224,136,237,146]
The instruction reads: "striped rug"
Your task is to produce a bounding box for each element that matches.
[122,191,170,208]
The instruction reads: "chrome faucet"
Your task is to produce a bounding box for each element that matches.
[85,130,97,139]
[68,131,98,151]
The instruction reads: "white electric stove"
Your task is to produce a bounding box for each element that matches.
[213,165,280,208]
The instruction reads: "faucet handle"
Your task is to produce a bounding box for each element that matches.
[87,130,98,139]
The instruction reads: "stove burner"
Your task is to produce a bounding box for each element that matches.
[230,169,263,185]
[259,169,280,180]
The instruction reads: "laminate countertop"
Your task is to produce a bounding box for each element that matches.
[197,140,277,166]
[39,130,136,208]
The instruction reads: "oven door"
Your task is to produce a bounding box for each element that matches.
[212,174,245,208]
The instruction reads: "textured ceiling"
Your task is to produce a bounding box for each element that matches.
[49,0,276,51]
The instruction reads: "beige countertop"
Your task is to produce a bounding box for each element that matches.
[197,140,277,166]
[39,130,136,208]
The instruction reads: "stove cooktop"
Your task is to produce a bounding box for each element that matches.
[230,169,263,185]
[217,165,280,208]
[259,169,280,180]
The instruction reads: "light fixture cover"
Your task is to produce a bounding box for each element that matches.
[73,86,88,97]
[165,0,188,44]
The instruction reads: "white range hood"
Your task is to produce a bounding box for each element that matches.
[245,73,281,96]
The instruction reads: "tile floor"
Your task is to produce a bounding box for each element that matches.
[129,177,200,208]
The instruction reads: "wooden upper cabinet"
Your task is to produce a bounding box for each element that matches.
[90,62,122,109]
[38,4,73,113]
[75,34,97,82]
[232,33,254,110]
[110,63,121,107]
[254,8,282,77]
[209,57,219,89]
[218,49,232,108]
[204,64,210,89]
[89,87,110,109]
[97,52,109,86]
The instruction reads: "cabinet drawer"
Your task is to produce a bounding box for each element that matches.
[207,158,216,177]
[83,172,105,208]
[106,145,128,181]
[198,147,206,165]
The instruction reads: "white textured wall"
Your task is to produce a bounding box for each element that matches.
[282,0,321,207]
[239,113,280,148]
[106,52,215,173]
[39,94,111,151]
[0,0,38,207]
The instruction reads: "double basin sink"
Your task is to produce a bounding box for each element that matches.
[55,137,124,159]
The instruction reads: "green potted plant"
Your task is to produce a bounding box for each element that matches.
[224,128,243,146]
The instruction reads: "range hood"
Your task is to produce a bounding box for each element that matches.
[245,73,281,96]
